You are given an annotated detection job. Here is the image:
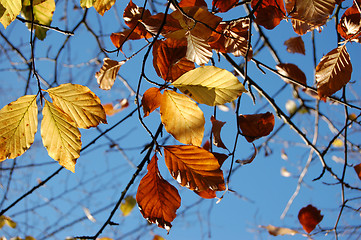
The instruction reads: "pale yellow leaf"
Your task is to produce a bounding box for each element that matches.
[46,83,107,129]
[332,138,343,147]
[172,66,246,106]
[160,90,205,146]
[0,0,22,29]
[260,224,299,236]
[83,207,96,222]
[0,95,38,162]
[95,58,125,90]
[93,0,116,16]
[280,167,292,177]
[120,195,136,216]
[41,100,81,172]
[80,0,96,8]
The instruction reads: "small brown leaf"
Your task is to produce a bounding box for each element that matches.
[354,163,361,180]
[238,112,275,142]
[95,58,125,90]
[103,99,129,116]
[276,63,307,86]
[136,155,181,232]
[210,116,227,149]
[298,204,323,233]
[110,30,146,51]
[284,36,305,55]
[251,0,285,29]
[142,87,162,117]
[212,0,238,12]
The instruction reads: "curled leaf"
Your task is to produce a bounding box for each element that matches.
[210,116,227,149]
[142,87,162,117]
[96,58,125,90]
[238,112,275,142]
[298,204,323,233]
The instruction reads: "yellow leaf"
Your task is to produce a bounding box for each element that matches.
[0,0,22,29]
[0,216,16,229]
[120,195,136,216]
[80,0,96,8]
[160,90,205,146]
[95,58,125,90]
[93,0,116,16]
[41,100,81,172]
[332,138,343,148]
[45,83,107,129]
[0,95,38,161]
[172,66,246,106]
[153,235,166,240]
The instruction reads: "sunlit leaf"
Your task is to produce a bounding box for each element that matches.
[210,116,227,149]
[136,155,181,232]
[185,32,213,65]
[298,204,323,233]
[24,236,36,240]
[110,30,147,51]
[46,83,107,129]
[276,63,307,86]
[315,45,352,99]
[0,0,21,29]
[238,112,275,142]
[142,87,162,117]
[82,207,96,222]
[0,95,38,162]
[179,0,208,8]
[284,36,305,54]
[337,3,361,42]
[95,58,125,90]
[93,0,116,16]
[280,167,292,177]
[163,145,225,191]
[213,0,238,12]
[332,138,343,147]
[103,99,129,116]
[80,0,96,8]
[260,225,299,236]
[120,196,136,216]
[354,163,361,180]
[251,0,285,29]
[41,100,81,172]
[123,0,151,37]
[172,66,246,106]
[0,215,16,229]
[194,188,217,199]
[160,90,205,146]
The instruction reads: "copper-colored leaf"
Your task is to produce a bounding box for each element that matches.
[213,0,238,12]
[210,116,227,149]
[251,0,285,29]
[93,0,116,16]
[337,4,361,42]
[136,155,181,232]
[238,112,275,142]
[141,13,183,37]
[194,188,217,199]
[163,145,225,191]
[276,63,307,86]
[95,58,125,90]
[354,163,361,180]
[284,36,305,55]
[179,0,208,8]
[142,87,162,117]
[315,45,352,99]
[123,0,151,37]
[298,204,323,233]
[235,143,257,165]
[110,30,146,50]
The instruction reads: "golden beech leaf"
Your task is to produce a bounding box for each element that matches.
[0,215,17,229]
[251,0,285,29]
[298,204,323,233]
[80,0,96,8]
[163,145,225,192]
[95,58,125,90]
[142,87,162,117]
[93,0,116,16]
[284,36,305,55]
[337,4,361,42]
[160,90,205,146]
[0,0,22,29]
[276,63,307,86]
[41,100,81,173]
[136,155,181,232]
[0,95,38,162]
[120,195,136,216]
[354,163,361,181]
[210,116,227,149]
[316,45,352,99]
[172,66,246,106]
[238,112,275,142]
[260,225,299,236]
[45,83,107,129]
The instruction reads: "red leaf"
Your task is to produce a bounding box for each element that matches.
[212,0,239,13]
[136,155,181,232]
[179,0,208,8]
[251,0,285,29]
[142,87,162,117]
[354,163,361,180]
[284,36,305,55]
[210,116,227,149]
[298,205,323,233]
[337,4,361,42]
[238,112,275,142]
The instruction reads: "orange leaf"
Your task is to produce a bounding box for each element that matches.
[276,63,307,86]
[284,36,305,55]
[141,13,183,37]
[123,0,152,37]
[179,0,208,8]
[251,0,285,29]
[316,45,352,99]
[337,4,361,42]
[298,205,323,233]
[212,0,238,12]
[142,87,162,117]
[103,99,129,116]
[210,116,227,149]
[354,163,361,180]
[164,145,225,192]
[110,30,145,50]
[136,155,181,232]
[238,112,275,142]
[194,188,217,199]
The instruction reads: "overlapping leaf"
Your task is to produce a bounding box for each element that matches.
[93,0,116,16]
[41,100,81,172]
[276,63,307,85]
[142,87,162,117]
[160,90,205,146]
[251,0,285,29]
[238,112,275,142]
[95,58,125,90]
[123,0,151,37]
[337,3,361,42]
[120,196,136,216]
[163,145,225,191]
[180,0,208,8]
[185,32,213,65]
[0,0,21,29]
[45,83,107,129]
[136,155,181,232]
[80,0,96,8]
[172,66,246,106]
[298,205,323,233]
[213,0,238,12]
[210,116,227,149]
[315,45,352,99]
[0,95,38,161]
[284,36,305,54]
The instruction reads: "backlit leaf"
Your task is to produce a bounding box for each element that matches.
[95,58,125,90]
[194,188,217,199]
[210,116,227,149]
[337,3,361,42]
[80,0,96,8]
[110,30,146,51]
[0,95,38,161]
[142,87,162,117]
[276,63,307,85]
[93,0,116,16]
[24,236,36,240]
[298,204,323,233]
[315,45,352,99]
[103,99,129,116]
[179,0,207,8]
[136,155,181,232]
[41,100,81,172]
[251,0,285,29]
[353,163,361,180]
[284,36,305,55]
[260,225,299,236]
[120,196,136,216]
[0,215,16,229]
[163,145,225,191]
[172,66,246,106]
[238,112,275,142]
[82,207,96,222]
[185,32,213,65]
[46,83,107,129]
[160,90,205,146]
[0,0,21,29]
[332,138,343,147]
[213,0,238,12]
[123,0,151,37]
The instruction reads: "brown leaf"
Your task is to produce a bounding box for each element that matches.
[136,155,181,232]
[110,30,145,50]
[276,63,307,86]
[212,0,239,12]
[236,143,257,165]
[194,188,217,199]
[142,87,162,117]
[123,0,152,37]
[164,145,225,192]
[238,112,275,142]
[337,4,361,42]
[298,204,323,233]
[354,163,361,180]
[179,0,208,8]
[251,0,285,29]
[316,45,352,99]
[210,116,227,149]
[140,13,183,37]
[284,36,305,55]
[95,58,125,90]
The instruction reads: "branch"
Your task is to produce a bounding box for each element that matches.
[16,17,74,36]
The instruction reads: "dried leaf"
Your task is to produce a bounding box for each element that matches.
[142,87,162,117]
[337,3,361,42]
[185,32,213,65]
[120,196,136,216]
[213,0,238,12]
[251,0,285,29]
[238,112,275,142]
[0,0,22,29]
[260,224,299,236]
[316,45,352,99]
[96,58,125,90]
[172,66,246,106]
[284,36,305,55]
[276,63,307,86]
[354,163,361,180]
[136,155,181,232]
[93,0,116,16]
[236,143,257,165]
[41,100,81,172]
[110,30,146,50]
[179,0,208,8]
[123,0,151,37]
[210,116,227,149]
[164,145,225,191]
[46,83,107,129]
[0,95,38,161]
[160,90,205,146]
[298,204,323,233]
